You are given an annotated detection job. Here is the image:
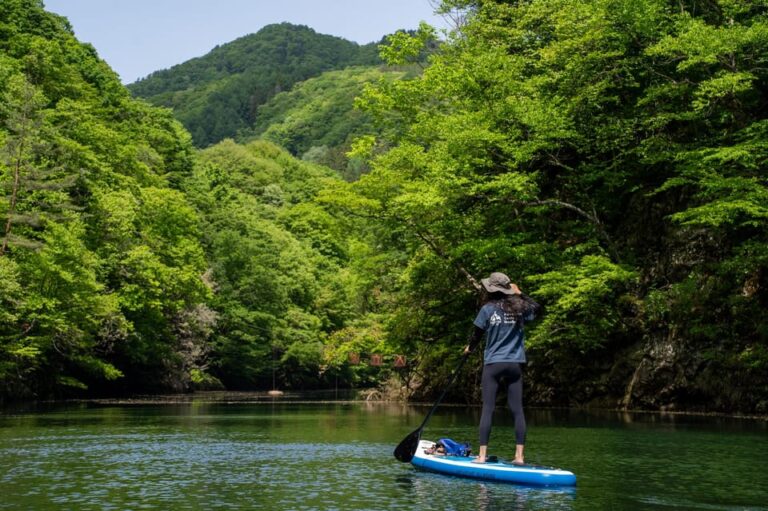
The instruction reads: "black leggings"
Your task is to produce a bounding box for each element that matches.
[479,362,526,446]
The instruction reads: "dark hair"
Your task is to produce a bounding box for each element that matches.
[485,291,530,318]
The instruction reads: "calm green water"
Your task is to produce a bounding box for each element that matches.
[1,393,766,510]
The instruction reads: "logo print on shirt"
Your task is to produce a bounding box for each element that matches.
[490,312,502,326]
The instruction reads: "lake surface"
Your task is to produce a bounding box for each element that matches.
[1,392,766,510]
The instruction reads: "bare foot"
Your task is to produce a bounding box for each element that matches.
[472,456,487,464]
[512,459,524,466]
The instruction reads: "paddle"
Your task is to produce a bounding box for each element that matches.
[393,351,471,463]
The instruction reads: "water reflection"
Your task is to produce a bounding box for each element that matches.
[397,470,576,511]
[1,396,766,510]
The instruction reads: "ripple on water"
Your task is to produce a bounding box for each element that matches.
[2,435,577,511]
[3,404,765,510]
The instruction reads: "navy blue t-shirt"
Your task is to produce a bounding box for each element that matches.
[473,298,537,364]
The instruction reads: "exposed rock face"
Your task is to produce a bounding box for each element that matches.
[524,325,767,414]
[621,332,697,411]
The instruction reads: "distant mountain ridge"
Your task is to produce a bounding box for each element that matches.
[128,22,383,147]
[240,66,408,179]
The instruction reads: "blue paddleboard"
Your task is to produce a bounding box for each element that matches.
[411,440,576,486]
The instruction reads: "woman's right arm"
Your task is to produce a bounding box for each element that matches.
[463,326,485,355]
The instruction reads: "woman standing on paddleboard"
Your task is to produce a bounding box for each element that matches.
[464,272,540,465]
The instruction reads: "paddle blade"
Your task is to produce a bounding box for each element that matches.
[393,428,421,463]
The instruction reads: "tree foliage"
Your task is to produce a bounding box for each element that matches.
[3,0,768,413]
[324,0,768,411]
[184,140,358,389]
[0,0,207,397]
[128,23,383,147]
[241,66,408,179]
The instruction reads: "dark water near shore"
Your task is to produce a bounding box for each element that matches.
[1,392,766,510]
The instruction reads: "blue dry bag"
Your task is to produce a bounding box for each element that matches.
[437,438,472,456]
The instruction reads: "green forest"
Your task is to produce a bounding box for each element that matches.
[1,0,767,414]
[127,23,383,148]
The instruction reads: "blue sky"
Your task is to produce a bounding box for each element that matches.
[43,0,452,84]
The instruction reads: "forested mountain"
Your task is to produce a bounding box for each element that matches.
[0,0,384,400]
[183,139,363,390]
[240,66,408,179]
[128,23,383,147]
[3,0,768,414]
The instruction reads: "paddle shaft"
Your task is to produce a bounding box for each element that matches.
[394,339,476,461]
[415,351,470,433]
